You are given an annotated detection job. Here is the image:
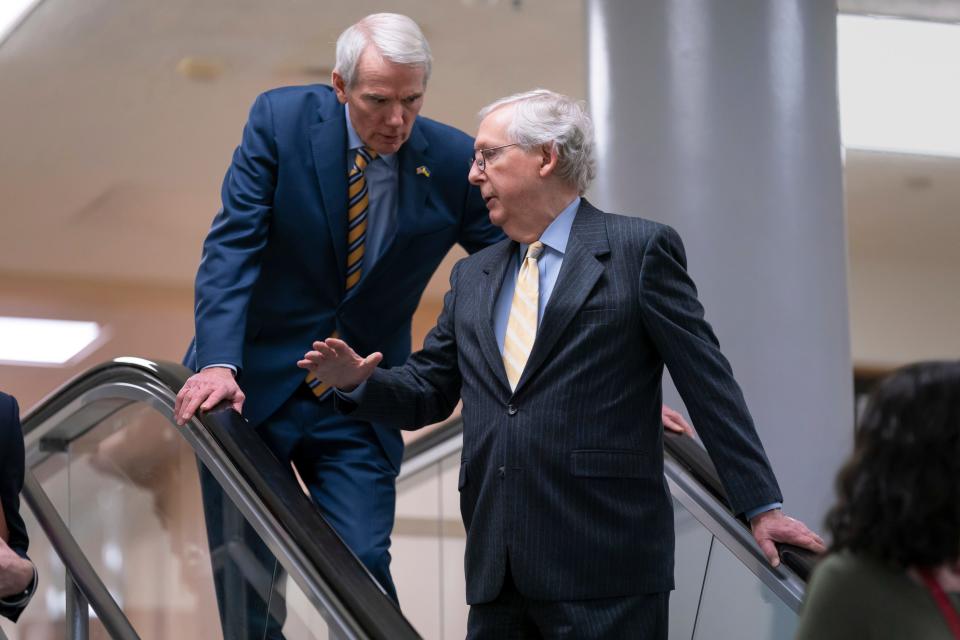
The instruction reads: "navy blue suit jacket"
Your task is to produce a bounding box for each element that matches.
[1,392,31,622]
[185,85,503,469]
[345,200,783,603]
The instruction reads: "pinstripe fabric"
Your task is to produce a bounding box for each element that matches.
[503,242,544,390]
[467,570,669,640]
[305,147,377,399]
[345,199,783,605]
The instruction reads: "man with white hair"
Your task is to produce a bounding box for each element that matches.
[178,12,690,636]
[176,12,502,637]
[300,89,826,637]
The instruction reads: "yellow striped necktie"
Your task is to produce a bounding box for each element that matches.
[503,241,544,391]
[345,147,377,292]
[305,146,378,399]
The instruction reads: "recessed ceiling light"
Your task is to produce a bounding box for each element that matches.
[0,317,102,366]
[0,0,42,47]
[838,15,960,158]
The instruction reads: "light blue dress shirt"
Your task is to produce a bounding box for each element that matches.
[493,197,580,352]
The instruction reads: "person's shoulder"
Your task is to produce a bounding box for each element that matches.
[0,391,14,416]
[259,83,336,102]
[0,392,17,443]
[808,551,899,594]
[579,200,673,247]
[251,84,339,117]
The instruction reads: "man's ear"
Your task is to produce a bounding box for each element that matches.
[331,71,348,104]
[538,143,559,178]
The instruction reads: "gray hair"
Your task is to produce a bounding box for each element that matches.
[334,13,432,88]
[479,89,596,193]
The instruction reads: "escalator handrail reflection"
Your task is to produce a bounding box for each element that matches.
[21,357,421,640]
[401,418,817,581]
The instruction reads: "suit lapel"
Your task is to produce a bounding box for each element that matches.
[514,201,610,394]
[479,240,516,391]
[309,103,349,285]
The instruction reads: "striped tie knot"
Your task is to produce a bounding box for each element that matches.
[525,241,545,261]
[354,146,377,170]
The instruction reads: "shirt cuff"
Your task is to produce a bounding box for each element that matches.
[0,562,37,608]
[744,502,782,521]
[202,364,237,375]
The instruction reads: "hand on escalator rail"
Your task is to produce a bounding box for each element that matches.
[175,366,245,425]
[749,508,826,568]
[661,404,695,436]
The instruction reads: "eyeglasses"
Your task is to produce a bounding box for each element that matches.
[470,143,520,172]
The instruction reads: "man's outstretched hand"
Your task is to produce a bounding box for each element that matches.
[297,338,382,392]
[750,509,826,567]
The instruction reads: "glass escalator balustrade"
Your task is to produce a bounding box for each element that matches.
[393,427,806,640]
[3,360,419,640]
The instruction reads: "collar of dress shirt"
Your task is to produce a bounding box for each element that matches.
[344,103,398,168]
[518,196,581,261]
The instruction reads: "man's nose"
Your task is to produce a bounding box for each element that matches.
[468,161,483,185]
[386,103,404,127]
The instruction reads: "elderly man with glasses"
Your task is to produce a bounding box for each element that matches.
[301,89,825,638]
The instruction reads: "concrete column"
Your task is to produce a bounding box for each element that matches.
[587,0,851,528]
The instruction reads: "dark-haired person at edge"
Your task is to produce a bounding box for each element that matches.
[795,361,960,640]
[173,13,691,639]
[0,392,38,623]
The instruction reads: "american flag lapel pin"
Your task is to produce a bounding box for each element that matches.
[416,165,431,177]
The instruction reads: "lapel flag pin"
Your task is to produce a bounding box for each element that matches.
[416,165,431,177]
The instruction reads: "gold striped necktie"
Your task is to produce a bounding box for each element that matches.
[305,146,378,399]
[503,241,544,391]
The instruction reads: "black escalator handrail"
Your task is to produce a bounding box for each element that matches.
[21,357,421,640]
[400,417,816,581]
[663,431,818,581]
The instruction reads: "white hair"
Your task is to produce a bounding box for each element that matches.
[479,89,596,194]
[334,13,432,88]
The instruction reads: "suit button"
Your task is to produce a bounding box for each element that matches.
[498,466,506,477]
[507,404,518,416]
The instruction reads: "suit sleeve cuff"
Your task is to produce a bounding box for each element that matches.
[332,382,367,414]
[0,561,37,608]
[744,502,782,521]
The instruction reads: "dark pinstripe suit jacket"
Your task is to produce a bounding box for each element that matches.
[348,199,782,604]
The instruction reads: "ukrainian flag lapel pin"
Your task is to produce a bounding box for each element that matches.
[416,165,431,178]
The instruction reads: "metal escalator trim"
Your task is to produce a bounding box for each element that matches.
[20,358,422,640]
[23,471,141,640]
[399,419,808,610]
[664,456,805,612]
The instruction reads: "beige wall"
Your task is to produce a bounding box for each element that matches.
[848,257,960,368]
[0,273,193,409]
